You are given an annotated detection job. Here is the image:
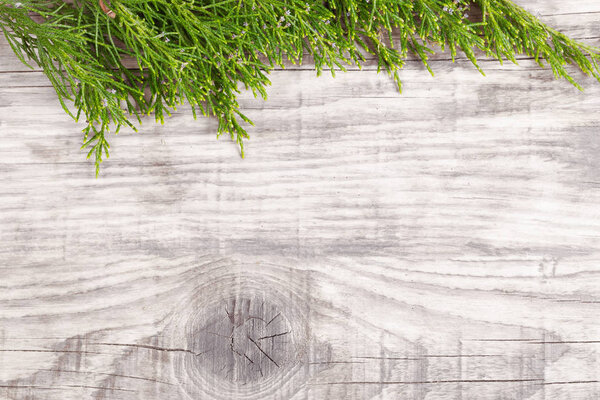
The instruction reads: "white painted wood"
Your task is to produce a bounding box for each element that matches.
[1,1,600,399]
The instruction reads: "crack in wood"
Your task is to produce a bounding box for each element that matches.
[257,331,290,340]
[92,342,207,357]
[247,335,280,368]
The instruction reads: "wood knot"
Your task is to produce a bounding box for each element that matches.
[170,263,314,399]
[192,296,294,383]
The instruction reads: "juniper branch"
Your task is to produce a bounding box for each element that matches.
[0,0,599,175]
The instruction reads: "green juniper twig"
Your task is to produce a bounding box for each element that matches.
[1,0,599,176]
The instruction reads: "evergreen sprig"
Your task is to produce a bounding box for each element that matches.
[1,0,599,175]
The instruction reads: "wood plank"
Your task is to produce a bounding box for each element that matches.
[1,0,600,399]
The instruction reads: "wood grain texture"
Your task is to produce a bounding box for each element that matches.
[1,1,600,399]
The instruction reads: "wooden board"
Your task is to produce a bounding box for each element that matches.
[1,1,600,399]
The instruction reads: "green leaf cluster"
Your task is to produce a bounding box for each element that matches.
[1,0,599,175]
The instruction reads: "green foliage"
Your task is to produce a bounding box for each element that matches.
[1,0,599,175]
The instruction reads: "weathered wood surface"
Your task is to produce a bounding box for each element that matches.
[1,1,600,399]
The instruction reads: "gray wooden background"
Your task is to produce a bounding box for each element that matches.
[1,1,600,399]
